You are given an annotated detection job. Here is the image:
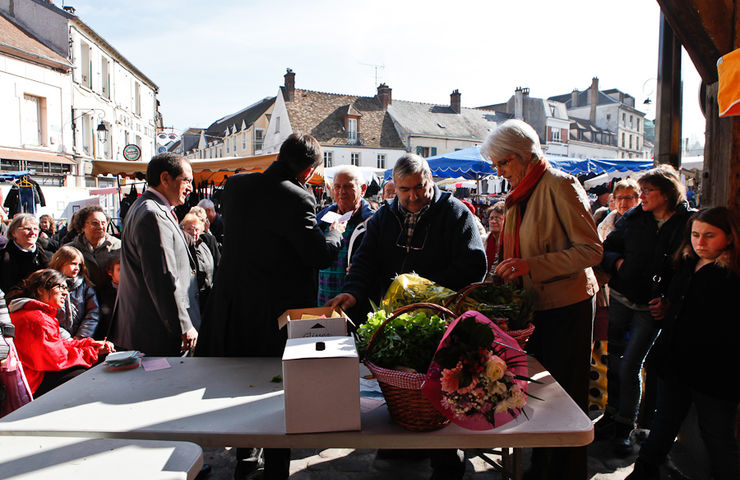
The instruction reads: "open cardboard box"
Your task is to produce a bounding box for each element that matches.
[282,336,361,434]
[277,306,353,338]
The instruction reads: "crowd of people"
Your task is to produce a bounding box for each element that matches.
[0,119,737,480]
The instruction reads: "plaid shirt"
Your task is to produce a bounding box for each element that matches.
[398,203,430,251]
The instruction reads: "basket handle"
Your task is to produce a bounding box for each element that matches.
[365,302,455,358]
[443,281,500,315]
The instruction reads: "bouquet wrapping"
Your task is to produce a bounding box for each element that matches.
[422,311,530,430]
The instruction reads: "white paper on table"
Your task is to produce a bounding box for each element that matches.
[142,358,171,371]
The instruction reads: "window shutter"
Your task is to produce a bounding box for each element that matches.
[416,146,423,155]
[431,147,438,156]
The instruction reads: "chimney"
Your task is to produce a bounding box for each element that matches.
[450,89,461,113]
[514,87,524,120]
[377,83,392,109]
[283,68,295,103]
[589,77,598,123]
[571,89,579,107]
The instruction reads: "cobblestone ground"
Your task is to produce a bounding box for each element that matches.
[200,440,644,480]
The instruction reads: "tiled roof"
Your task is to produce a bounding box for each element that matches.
[0,12,70,70]
[549,90,620,108]
[387,100,501,140]
[284,89,404,149]
[205,97,275,139]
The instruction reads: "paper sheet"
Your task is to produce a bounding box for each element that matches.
[320,211,352,224]
[142,358,171,371]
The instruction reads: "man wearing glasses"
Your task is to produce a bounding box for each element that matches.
[327,153,486,480]
[116,153,200,357]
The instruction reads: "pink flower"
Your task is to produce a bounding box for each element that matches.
[441,362,463,393]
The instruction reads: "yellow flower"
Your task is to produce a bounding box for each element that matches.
[485,355,507,381]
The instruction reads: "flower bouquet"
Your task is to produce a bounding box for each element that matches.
[423,311,539,430]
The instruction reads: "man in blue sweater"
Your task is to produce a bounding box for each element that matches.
[328,153,486,480]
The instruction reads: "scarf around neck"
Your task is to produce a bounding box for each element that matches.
[501,159,548,259]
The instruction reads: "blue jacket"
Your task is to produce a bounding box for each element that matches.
[56,276,100,338]
[341,186,486,312]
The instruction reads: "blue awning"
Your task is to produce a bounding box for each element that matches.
[383,147,653,180]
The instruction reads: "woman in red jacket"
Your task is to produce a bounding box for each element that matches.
[7,269,114,396]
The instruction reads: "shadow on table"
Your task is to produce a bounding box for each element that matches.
[0,437,198,478]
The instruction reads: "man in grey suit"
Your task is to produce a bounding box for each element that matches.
[115,153,199,356]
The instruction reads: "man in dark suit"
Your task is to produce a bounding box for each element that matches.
[116,153,199,356]
[198,133,344,480]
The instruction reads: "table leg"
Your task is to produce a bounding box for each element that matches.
[512,448,522,480]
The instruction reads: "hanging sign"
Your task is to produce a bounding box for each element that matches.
[123,144,142,161]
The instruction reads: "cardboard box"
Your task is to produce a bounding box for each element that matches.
[277,306,351,338]
[282,336,361,434]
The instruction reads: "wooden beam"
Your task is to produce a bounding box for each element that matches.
[656,0,734,83]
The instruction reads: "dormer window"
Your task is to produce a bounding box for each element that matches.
[348,118,357,143]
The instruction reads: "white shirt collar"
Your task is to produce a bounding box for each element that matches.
[147,187,173,210]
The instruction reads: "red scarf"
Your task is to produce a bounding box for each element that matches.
[501,159,548,259]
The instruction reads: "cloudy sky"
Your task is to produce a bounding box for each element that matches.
[58,0,705,142]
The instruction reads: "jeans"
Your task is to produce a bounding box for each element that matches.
[606,294,659,424]
[19,186,35,214]
[639,378,739,480]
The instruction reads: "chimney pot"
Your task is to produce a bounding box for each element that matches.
[450,89,461,113]
[571,89,579,107]
[377,83,392,109]
[284,68,295,102]
[514,87,525,120]
[590,77,599,123]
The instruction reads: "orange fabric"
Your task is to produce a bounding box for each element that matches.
[717,47,740,117]
[10,300,99,393]
[501,159,548,259]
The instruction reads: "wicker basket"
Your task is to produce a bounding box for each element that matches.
[444,281,535,350]
[364,302,454,432]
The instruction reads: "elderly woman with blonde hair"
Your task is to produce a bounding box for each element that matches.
[483,119,603,480]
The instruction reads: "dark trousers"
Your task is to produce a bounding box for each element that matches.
[526,297,594,480]
[34,366,88,397]
[236,447,290,480]
[639,378,739,480]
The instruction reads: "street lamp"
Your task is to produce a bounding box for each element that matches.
[96,121,108,144]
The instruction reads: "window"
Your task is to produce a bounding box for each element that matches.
[347,118,358,143]
[101,58,111,99]
[621,132,625,148]
[416,146,437,157]
[21,95,44,146]
[630,115,634,129]
[242,132,246,150]
[551,127,561,142]
[81,114,91,155]
[606,114,611,120]
[232,137,236,154]
[637,118,641,132]
[80,41,91,88]
[622,113,626,126]
[135,83,141,116]
[377,153,386,169]
[351,152,360,166]
[324,151,333,167]
[226,138,230,153]
[636,137,640,150]
[254,129,264,152]
[629,134,633,150]
[275,116,280,133]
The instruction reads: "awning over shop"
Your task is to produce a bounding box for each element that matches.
[0,148,75,164]
[91,153,325,185]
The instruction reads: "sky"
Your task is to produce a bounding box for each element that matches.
[57,0,705,144]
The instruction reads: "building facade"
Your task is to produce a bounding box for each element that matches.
[0,0,159,187]
[550,78,648,159]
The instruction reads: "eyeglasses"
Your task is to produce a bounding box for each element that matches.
[489,215,505,223]
[614,195,638,201]
[86,220,107,227]
[51,283,68,292]
[395,225,429,252]
[640,188,658,195]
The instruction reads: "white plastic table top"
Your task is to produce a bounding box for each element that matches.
[0,436,203,480]
[0,356,593,449]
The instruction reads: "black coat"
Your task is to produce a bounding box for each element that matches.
[602,202,692,304]
[197,161,343,357]
[341,186,487,312]
[652,255,740,401]
[0,242,51,293]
